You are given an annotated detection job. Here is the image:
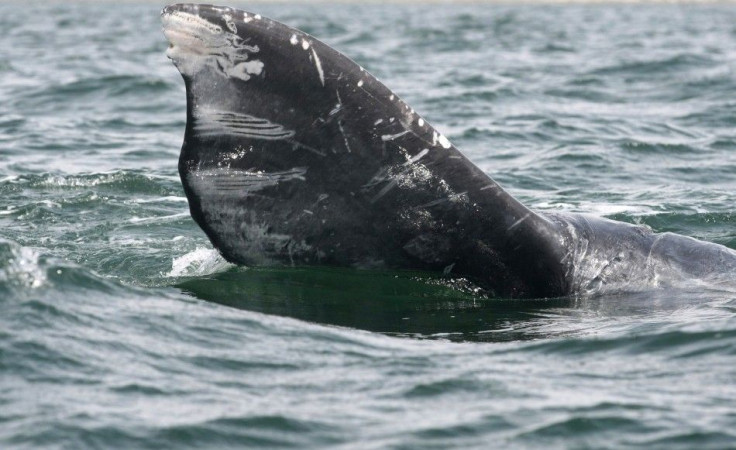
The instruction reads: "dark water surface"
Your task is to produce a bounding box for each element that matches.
[2,2,736,449]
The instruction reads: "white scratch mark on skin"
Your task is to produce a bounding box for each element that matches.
[187,167,307,195]
[415,191,467,210]
[357,80,364,87]
[301,39,310,50]
[480,184,496,190]
[310,47,325,87]
[303,209,314,215]
[389,94,395,101]
[443,263,455,275]
[381,130,409,141]
[292,141,327,157]
[330,90,344,117]
[371,180,398,203]
[508,213,531,231]
[290,34,299,45]
[418,118,425,127]
[407,148,429,164]
[374,119,383,126]
[338,120,352,153]
[372,180,398,203]
[194,110,294,140]
[389,117,395,123]
[415,198,449,209]
[329,104,342,116]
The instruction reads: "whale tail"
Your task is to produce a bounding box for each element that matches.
[162,3,569,298]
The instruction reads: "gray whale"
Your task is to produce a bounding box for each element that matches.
[162,3,736,298]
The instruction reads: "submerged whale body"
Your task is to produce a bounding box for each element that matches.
[162,3,736,298]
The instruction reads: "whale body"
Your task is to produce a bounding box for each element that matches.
[162,3,736,298]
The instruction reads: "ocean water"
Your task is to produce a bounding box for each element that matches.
[2,2,736,448]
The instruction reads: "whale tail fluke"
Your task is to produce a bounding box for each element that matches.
[162,3,569,297]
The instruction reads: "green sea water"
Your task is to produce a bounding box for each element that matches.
[2,2,736,449]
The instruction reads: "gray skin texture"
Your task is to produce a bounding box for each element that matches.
[162,3,736,298]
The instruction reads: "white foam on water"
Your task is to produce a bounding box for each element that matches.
[167,247,233,277]
[129,196,188,204]
[0,243,47,289]
[128,212,190,224]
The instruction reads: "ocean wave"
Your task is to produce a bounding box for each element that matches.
[21,171,179,196]
[589,53,716,77]
[0,239,121,299]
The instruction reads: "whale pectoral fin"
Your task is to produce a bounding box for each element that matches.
[163,4,569,297]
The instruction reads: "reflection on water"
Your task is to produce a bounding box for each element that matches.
[177,267,564,342]
[178,266,726,342]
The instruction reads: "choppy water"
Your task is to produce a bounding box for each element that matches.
[2,2,736,448]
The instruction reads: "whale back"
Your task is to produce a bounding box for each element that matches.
[162,3,570,298]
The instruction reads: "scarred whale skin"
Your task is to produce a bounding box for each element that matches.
[161,3,736,298]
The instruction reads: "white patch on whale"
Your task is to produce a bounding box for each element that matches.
[226,60,264,82]
[438,134,452,149]
[431,131,452,149]
[223,13,237,33]
[162,10,262,82]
